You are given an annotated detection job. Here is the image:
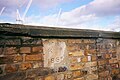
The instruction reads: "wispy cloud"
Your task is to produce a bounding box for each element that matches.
[24,0,120,31]
[0,0,72,13]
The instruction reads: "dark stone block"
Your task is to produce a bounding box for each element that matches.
[0,39,21,46]
[0,71,26,80]
[0,56,13,64]
[0,66,4,74]
[27,68,50,78]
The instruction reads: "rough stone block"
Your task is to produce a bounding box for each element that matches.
[70,57,81,63]
[69,50,84,57]
[98,65,107,72]
[99,71,109,77]
[25,54,42,61]
[91,56,97,61]
[0,55,22,64]
[0,72,26,80]
[0,66,4,75]
[36,40,43,45]
[110,63,119,68]
[0,48,2,53]
[70,63,84,70]
[107,76,112,80]
[35,76,44,80]
[111,69,119,75]
[3,47,18,55]
[98,60,107,65]
[84,61,97,67]
[109,58,118,64]
[81,56,88,62]
[20,62,32,70]
[67,44,80,51]
[73,70,82,78]
[0,39,21,46]
[32,46,43,53]
[32,62,43,68]
[20,47,31,53]
[0,56,14,64]
[86,74,98,80]
[27,68,50,78]
[105,54,111,59]
[64,72,72,79]
[5,64,18,73]
[73,77,84,80]
[56,74,64,80]
[44,75,55,80]
[13,55,23,62]
[85,49,96,55]
[67,39,82,43]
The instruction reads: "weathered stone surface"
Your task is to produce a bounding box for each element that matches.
[84,49,96,55]
[73,77,84,80]
[0,30,120,80]
[32,46,43,53]
[0,39,21,46]
[73,70,82,78]
[0,71,26,80]
[13,55,23,62]
[5,64,18,73]
[0,48,3,55]
[35,76,44,80]
[70,63,84,70]
[67,39,82,43]
[81,56,88,62]
[86,74,98,80]
[109,58,118,64]
[68,39,95,44]
[64,72,72,80]
[20,47,31,53]
[24,78,34,80]
[110,63,119,68]
[99,71,109,77]
[20,62,32,70]
[67,44,81,51]
[43,40,68,69]
[56,74,64,80]
[32,62,43,68]
[44,75,55,80]
[25,54,42,61]
[98,60,107,65]
[105,54,111,59]
[111,69,119,75]
[0,66,4,75]
[84,61,97,67]
[69,51,84,57]
[0,56,14,64]
[70,57,81,63]
[3,47,18,55]
[0,55,22,64]
[27,68,50,78]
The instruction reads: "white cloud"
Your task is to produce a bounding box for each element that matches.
[24,0,120,31]
[72,0,120,16]
[35,0,72,9]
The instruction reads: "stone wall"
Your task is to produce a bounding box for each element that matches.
[0,37,44,80]
[42,39,120,80]
[0,37,120,80]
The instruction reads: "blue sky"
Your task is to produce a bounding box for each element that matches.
[0,0,120,31]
